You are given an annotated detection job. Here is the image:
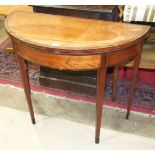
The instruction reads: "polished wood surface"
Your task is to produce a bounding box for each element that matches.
[5,11,150,144]
[13,38,101,70]
[16,54,35,124]
[126,42,155,69]
[126,50,143,119]
[12,36,143,71]
[5,11,149,54]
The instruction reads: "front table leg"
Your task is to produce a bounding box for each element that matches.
[126,52,142,119]
[16,54,35,124]
[95,57,107,144]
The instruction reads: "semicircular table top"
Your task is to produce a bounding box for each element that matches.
[5,11,150,54]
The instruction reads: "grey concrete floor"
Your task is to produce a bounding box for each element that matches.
[0,84,155,149]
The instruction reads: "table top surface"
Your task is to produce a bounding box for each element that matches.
[5,11,150,54]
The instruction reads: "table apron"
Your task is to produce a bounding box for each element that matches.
[13,40,101,71]
[107,42,142,67]
[13,39,142,71]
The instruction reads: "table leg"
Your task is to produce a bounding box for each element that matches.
[111,65,119,102]
[126,53,141,119]
[16,54,35,124]
[95,59,107,144]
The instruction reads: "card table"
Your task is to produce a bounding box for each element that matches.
[5,11,150,144]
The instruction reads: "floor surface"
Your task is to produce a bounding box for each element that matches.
[0,84,155,149]
[0,106,155,149]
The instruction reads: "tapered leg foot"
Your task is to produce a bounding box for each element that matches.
[126,112,129,119]
[32,118,36,124]
[95,138,99,144]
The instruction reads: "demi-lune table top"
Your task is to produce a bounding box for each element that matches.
[5,11,150,55]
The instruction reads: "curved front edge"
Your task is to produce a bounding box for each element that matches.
[12,38,101,71]
[107,42,143,67]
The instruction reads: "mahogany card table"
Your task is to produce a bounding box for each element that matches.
[5,11,150,144]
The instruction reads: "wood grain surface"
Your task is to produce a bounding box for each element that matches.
[13,38,101,70]
[5,11,150,55]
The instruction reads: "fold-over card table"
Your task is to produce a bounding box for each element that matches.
[5,11,150,144]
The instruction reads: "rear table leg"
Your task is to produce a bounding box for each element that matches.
[111,65,119,102]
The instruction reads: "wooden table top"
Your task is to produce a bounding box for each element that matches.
[5,11,150,54]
